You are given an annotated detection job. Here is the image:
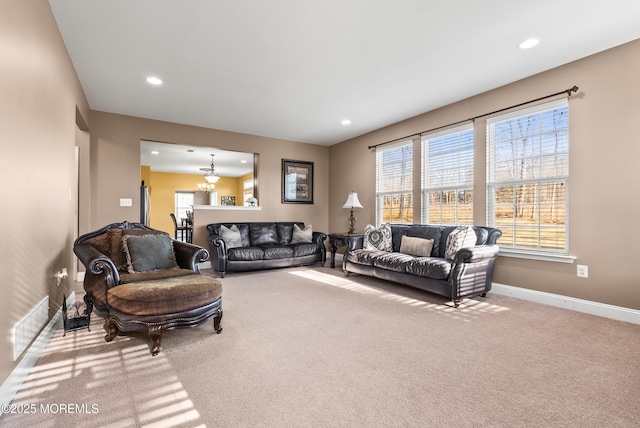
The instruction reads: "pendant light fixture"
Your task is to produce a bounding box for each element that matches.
[200,154,220,184]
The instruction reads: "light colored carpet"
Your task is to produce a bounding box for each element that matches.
[2,266,639,428]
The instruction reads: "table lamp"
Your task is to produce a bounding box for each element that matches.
[342,191,363,234]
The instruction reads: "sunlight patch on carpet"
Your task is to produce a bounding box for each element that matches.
[291,269,390,295]
[5,322,206,428]
[138,400,199,426]
[289,269,511,317]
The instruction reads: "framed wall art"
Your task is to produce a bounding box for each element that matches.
[221,196,236,206]
[282,159,313,204]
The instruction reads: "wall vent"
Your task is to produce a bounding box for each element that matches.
[13,296,49,361]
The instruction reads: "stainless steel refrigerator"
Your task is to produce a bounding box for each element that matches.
[140,182,150,226]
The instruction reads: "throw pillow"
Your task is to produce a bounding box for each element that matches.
[399,235,434,257]
[122,234,178,273]
[445,226,477,260]
[121,229,169,271]
[108,229,125,270]
[291,224,313,244]
[277,224,294,245]
[363,223,393,252]
[249,224,279,246]
[86,232,112,258]
[220,224,243,248]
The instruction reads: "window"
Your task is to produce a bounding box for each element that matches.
[487,99,569,254]
[376,141,413,224]
[175,191,195,220]
[421,125,474,225]
[243,178,254,205]
[209,191,218,206]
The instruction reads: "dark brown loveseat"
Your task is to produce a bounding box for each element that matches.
[207,222,327,277]
[74,221,223,355]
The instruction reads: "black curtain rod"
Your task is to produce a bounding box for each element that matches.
[368,85,579,150]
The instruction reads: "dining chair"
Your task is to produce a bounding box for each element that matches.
[169,213,189,242]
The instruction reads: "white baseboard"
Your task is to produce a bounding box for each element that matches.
[491,283,640,325]
[0,293,74,411]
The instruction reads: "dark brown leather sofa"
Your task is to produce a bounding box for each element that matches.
[343,224,501,307]
[74,221,223,355]
[207,222,327,277]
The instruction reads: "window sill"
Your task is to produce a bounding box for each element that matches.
[498,248,576,264]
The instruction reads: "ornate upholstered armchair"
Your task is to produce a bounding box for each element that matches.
[74,221,223,355]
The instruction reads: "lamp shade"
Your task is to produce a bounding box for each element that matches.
[204,173,220,183]
[342,192,363,209]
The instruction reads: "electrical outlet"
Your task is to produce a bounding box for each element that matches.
[120,198,132,207]
[577,264,588,278]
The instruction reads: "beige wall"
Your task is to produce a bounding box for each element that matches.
[329,39,640,310]
[3,0,639,392]
[88,111,330,250]
[0,0,90,385]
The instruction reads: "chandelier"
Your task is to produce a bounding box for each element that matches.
[198,182,215,193]
[200,154,220,184]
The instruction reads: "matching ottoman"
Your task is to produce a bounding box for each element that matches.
[105,274,223,356]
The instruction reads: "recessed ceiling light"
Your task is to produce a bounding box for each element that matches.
[240,160,247,163]
[146,76,162,85]
[151,150,159,155]
[519,38,540,49]
[341,119,351,125]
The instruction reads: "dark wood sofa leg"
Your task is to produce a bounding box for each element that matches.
[83,293,94,317]
[105,317,118,342]
[149,325,163,356]
[213,309,223,333]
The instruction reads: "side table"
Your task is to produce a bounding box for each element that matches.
[328,232,363,268]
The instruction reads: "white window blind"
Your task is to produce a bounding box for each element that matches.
[421,125,474,225]
[376,140,413,225]
[487,99,569,253]
[175,191,195,220]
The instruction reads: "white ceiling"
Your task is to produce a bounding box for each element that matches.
[140,140,254,176]
[50,0,640,146]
